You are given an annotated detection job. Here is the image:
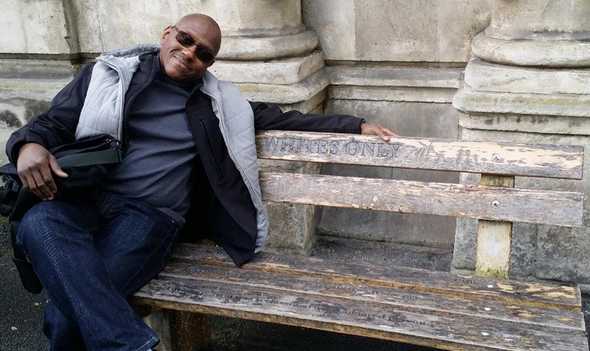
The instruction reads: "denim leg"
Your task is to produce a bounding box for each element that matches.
[43,302,85,351]
[95,193,179,296]
[16,199,163,351]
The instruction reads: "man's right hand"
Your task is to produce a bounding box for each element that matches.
[17,143,68,200]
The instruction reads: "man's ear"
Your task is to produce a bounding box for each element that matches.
[161,25,173,40]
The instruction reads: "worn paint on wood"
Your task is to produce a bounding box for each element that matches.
[256,131,584,179]
[171,244,581,311]
[133,242,587,350]
[260,172,584,227]
[159,259,584,330]
[134,274,587,351]
[476,175,515,279]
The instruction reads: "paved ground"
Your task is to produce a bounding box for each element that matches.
[0,221,48,351]
[2,227,590,351]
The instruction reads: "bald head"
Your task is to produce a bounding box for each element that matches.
[176,13,222,55]
[159,13,222,81]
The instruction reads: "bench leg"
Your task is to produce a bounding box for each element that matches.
[144,309,173,351]
[171,311,211,351]
[144,310,210,351]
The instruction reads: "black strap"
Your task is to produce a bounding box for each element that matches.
[57,149,122,169]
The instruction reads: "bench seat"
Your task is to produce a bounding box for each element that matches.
[133,243,588,351]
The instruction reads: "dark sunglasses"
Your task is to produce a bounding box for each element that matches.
[171,26,215,64]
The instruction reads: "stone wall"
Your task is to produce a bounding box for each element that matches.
[453,0,590,285]
[303,0,491,248]
[3,0,590,285]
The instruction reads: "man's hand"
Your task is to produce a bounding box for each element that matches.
[17,143,68,200]
[360,122,398,142]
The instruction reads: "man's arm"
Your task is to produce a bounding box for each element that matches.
[250,101,396,141]
[6,62,95,200]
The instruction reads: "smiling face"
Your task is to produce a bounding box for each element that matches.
[159,14,222,82]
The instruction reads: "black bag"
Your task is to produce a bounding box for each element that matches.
[0,134,122,294]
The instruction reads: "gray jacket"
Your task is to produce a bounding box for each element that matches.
[75,45,269,252]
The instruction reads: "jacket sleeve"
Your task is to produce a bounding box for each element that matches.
[6,62,95,164]
[250,101,365,134]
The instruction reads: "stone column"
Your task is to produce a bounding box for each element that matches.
[453,0,590,285]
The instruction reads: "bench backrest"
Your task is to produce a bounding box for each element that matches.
[256,131,584,227]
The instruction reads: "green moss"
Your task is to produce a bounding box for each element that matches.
[475,267,508,279]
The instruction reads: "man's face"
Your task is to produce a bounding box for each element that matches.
[159,20,218,81]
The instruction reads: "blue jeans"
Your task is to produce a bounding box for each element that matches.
[15,192,180,351]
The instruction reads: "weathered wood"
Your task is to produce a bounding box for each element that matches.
[476,175,515,278]
[256,131,584,179]
[171,244,581,311]
[135,275,588,351]
[159,259,584,330]
[260,172,584,227]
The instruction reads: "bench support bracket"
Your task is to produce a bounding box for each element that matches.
[475,174,515,278]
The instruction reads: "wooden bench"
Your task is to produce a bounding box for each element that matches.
[133,130,588,351]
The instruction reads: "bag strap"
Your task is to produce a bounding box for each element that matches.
[57,149,122,169]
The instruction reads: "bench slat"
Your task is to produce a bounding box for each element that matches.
[256,131,584,179]
[172,244,581,310]
[261,172,584,227]
[135,274,587,351]
[160,259,584,330]
[136,277,587,351]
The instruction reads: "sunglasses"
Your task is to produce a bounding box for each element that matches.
[171,26,215,64]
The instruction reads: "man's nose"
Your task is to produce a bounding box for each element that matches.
[180,45,196,61]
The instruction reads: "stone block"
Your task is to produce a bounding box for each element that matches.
[237,69,329,104]
[211,51,324,85]
[330,86,455,104]
[278,90,326,115]
[71,0,175,53]
[465,58,590,95]
[218,31,319,60]
[454,85,590,118]
[450,173,479,272]
[459,113,590,136]
[327,65,463,103]
[260,159,321,254]
[303,0,491,62]
[1,0,72,54]
[196,0,303,37]
[488,0,590,40]
[328,66,463,89]
[472,32,590,67]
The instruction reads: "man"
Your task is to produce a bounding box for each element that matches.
[7,13,395,351]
